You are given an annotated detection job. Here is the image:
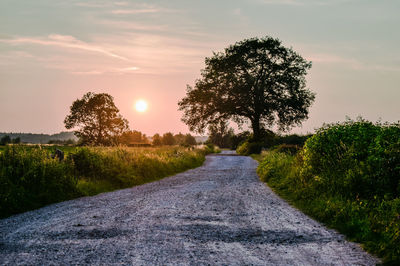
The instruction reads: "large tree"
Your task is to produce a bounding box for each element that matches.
[178,36,315,141]
[64,92,129,145]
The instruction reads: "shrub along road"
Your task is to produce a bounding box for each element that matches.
[0,151,379,265]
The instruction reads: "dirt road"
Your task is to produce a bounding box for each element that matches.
[0,151,379,265]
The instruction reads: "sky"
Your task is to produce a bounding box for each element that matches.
[0,0,399,136]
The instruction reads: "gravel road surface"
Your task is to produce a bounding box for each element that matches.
[0,151,379,265]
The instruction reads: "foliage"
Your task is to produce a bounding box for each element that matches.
[203,143,221,154]
[256,119,400,264]
[237,141,264,155]
[172,133,197,146]
[0,145,80,217]
[48,139,76,145]
[179,36,315,141]
[152,133,162,146]
[64,92,129,146]
[0,135,12,145]
[301,119,400,200]
[119,130,148,145]
[229,131,251,150]
[272,144,301,155]
[12,137,21,144]
[275,134,312,147]
[173,133,186,145]
[257,151,296,184]
[184,134,197,146]
[207,121,234,148]
[162,132,176,145]
[0,131,77,144]
[0,145,213,218]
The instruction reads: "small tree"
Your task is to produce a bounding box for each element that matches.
[142,134,149,144]
[0,135,11,145]
[230,131,251,149]
[179,36,315,141]
[207,121,234,148]
[119,130,145,145]
[64,92,129,146]
[12,137,21,144]
[152,133,162,146]
[184,134,197,146]
[174,133,185,145]
[162,132,175,145]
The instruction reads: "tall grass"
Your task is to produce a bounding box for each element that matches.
[256,120,400,264]
[1,145,210,218]
[0,146,79,217]
[72,146,208,195]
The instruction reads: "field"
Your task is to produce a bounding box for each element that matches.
[256,120,400,264]
[0,145,215,218]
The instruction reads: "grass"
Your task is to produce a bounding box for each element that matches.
[1,144,214,218]
[255,149,399,264]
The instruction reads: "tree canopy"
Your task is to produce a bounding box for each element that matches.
[64,92,129,146]
[119,130,148,145]
[161,132,175,146]
[178,36,315,141]
[152,133,162,146]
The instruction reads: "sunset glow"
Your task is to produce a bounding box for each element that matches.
[135,100,148,113]
[0,1,399,135]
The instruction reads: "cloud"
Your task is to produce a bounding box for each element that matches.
[256,0,304,6]
[74,2,109,8]
[71,66,140,75]
[121,66,139,71]
[255,0,357,6]
[111,8,165,15]
[114,1,129,6]
[98,20,168,32]
[110,2,178,15]
[307,52,400,72]
[97,19,209,38]
[308,53,357,64]
[73,1,130,8]
[0,34,129,61]
[232,8,242,16]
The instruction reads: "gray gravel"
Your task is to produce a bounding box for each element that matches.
[0,151,379,265]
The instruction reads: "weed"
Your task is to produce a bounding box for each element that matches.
[1,145,210,218]
[256,119,400,264]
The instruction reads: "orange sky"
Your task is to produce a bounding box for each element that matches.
[1,0,399,136]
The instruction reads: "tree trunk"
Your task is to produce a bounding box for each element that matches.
[251,116,262,142]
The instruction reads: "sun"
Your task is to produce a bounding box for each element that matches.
[135,99,148,112]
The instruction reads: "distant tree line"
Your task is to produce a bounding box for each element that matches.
[0,132,77,144]
[0,135,21,145]
[151,132,197,146]
[47,139,76,145]
[205,120,312,151]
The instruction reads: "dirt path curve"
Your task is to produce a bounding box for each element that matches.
[1,151,379,265]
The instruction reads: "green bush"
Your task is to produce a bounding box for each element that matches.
[257,151,294,182]
[301,119,400,200]
[257,119,400,264]
[274,134,312,147]
[272,144,301,155]
[0,146,80,218]
[203,143,221,154]
[237,141,263,155]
